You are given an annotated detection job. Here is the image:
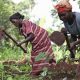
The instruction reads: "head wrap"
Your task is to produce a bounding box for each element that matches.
[55,0,72,13]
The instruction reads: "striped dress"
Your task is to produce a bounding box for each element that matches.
[21,20,56,75]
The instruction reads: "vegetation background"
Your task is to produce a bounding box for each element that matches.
[0,0,80,80]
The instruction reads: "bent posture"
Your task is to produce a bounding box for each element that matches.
[9,12,56,76]
[55,0,80,58]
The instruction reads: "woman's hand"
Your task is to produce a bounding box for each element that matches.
[17,42,22,46]
[70,42,76,50]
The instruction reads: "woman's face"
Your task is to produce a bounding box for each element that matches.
[11,19,21,27]
[58,11,71,22]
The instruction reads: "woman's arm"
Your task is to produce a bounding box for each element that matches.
[74,39,80,45]
[17,33,35,45]
[70,39,80,50]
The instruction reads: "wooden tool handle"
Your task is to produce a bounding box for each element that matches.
[3,30,27,53]
[64,33,75,58]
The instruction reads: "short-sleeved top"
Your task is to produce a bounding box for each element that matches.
[21,20,52,52]
[64,12,80,35]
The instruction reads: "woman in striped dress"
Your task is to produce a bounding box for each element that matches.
[9,12,56,76]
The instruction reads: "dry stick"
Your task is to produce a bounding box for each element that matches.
[5,71,29,75]
[4,65,30,75]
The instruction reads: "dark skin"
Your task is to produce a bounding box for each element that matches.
[58,11,80,50]
[11,19,55,59]
[11,19,35,46]
[11,19,56,76]
[58,10,75,25]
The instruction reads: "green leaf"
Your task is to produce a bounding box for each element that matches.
[41,68,48,77]
[7,76,13,80]
[0,63,4,71]
[35,52,46,61]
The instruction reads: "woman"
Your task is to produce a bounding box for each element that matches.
[9,12,56,76]
[55,0,80,58]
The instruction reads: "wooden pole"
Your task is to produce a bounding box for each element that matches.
[63,33,75,58]
[3,30,27,53]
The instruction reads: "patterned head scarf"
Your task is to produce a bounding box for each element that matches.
[55,0,72,13]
